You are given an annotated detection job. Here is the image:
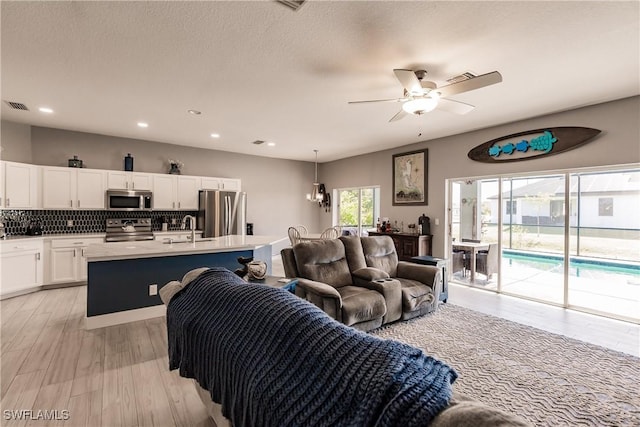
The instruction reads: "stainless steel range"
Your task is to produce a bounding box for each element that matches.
[105,218,154,242]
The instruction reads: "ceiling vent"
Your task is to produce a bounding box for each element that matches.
[4,100,29,111]
[252,140,266,145]
[276,0,306,11]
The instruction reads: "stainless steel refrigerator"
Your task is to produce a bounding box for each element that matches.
[197,190,247,238]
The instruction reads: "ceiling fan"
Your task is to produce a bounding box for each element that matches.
[348,68,502,122]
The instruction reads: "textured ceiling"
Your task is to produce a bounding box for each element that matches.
[1,1,638,162]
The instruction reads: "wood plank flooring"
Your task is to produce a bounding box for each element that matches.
[0,286,215,427]
[1,257,637,426]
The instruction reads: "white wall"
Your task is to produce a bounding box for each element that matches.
[321,96,640,257]
[0,120,31,162]
[1,123,323,237]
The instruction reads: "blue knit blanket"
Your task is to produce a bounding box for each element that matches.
[167,267,457,426]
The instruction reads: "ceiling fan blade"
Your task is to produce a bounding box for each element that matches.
[393,69,423,94]
[389,109,408,122]
[348,98,406,104]
[437,71,502,97]
[437,98,475,115]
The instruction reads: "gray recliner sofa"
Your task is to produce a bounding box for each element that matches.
[281,235,441,331]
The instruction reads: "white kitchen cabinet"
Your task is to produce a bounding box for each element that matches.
[41,166,106,209]
[45,236,104,284]
[177,175,200,209]
[0,238,43,298]
[200,177,241,191]
[153,175,200,210]
[107,171,152,190]
[2,161,39,209]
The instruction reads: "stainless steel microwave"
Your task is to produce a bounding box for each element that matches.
[106,190,152,211]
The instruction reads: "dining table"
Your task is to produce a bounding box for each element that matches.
[452,241,490,282]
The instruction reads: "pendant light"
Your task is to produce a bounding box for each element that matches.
[306,149,323,202]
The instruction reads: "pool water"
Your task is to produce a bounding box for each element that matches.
[503,250,640,285]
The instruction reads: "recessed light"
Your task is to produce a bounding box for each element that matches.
[137,122,148,128]
[39,107,53,113]
[188,109,201,115]
[210,133,220,138]
[267,142,276,147]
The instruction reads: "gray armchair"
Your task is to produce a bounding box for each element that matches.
[281,239,388,331]
[357,236,440,320]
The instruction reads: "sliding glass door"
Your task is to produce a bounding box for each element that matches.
[448,166,639,323]
[500,174,566,305]
[567,169,640,321]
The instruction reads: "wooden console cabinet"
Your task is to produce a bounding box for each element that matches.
[367,232,432,261]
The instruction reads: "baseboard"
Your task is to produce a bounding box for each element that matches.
[85,304,166,329]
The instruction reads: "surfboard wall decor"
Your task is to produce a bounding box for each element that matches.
[468,127,601,163]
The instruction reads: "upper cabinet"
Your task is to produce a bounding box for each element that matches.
[153,175,200,210]
[2,161,39,209]
[107,171,152,190]
[0,160,240,212]
[200,177,241,191]
[42,166,106,209]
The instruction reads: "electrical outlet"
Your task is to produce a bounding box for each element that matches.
[149,284,158,296]
[171,218,177,225]
[67,220,74,227]
[435,218,440,226]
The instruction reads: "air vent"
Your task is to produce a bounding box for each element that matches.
[252,140,266,145]
[276,0,306,11]
[446,72,476,84]
[4,101,29,111]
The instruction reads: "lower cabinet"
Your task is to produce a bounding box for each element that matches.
[367,232,433,261]
[45,237,104,284]
[0,239,43,298]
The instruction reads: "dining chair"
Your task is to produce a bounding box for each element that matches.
[295,225,308,236]
[288,227,302,245]
[476,243,499,283]
[320,227,339,239]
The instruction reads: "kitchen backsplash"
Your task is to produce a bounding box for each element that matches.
[0,209,198,236]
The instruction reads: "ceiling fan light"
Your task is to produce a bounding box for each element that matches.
[402,98,438,115]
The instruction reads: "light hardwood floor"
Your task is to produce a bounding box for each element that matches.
[0,285,214,427]
[1,261,637,427]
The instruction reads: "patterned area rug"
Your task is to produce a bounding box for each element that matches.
[371,303,640,426]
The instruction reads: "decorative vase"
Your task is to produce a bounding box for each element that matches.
[169,163,181,174]
[124,153,134,171]
[247,261,267,281]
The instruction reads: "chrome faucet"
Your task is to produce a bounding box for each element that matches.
[181,215,197,242]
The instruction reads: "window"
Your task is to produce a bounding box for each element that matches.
[506,200,517,215]
[598,197,613,216]
[336,186,380,236]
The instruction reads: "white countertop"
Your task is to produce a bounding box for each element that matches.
[85,234,288,261]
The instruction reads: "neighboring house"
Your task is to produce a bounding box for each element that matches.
[485,173,640,230]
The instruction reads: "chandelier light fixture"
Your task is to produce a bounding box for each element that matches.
[306,149,323,202]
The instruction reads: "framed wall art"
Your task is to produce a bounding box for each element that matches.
[392,149,428,206]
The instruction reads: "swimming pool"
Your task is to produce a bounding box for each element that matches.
[503,249,640,283]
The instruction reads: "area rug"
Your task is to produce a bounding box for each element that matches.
[371,303,640,426]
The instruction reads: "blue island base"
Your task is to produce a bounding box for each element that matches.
[86,248,271,329]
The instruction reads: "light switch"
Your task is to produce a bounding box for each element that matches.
[434,218,440,226]
[149,284,158,296]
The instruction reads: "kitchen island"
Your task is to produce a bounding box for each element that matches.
[84,235,287,329]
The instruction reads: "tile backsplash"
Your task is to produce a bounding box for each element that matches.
[0,209,198,236]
